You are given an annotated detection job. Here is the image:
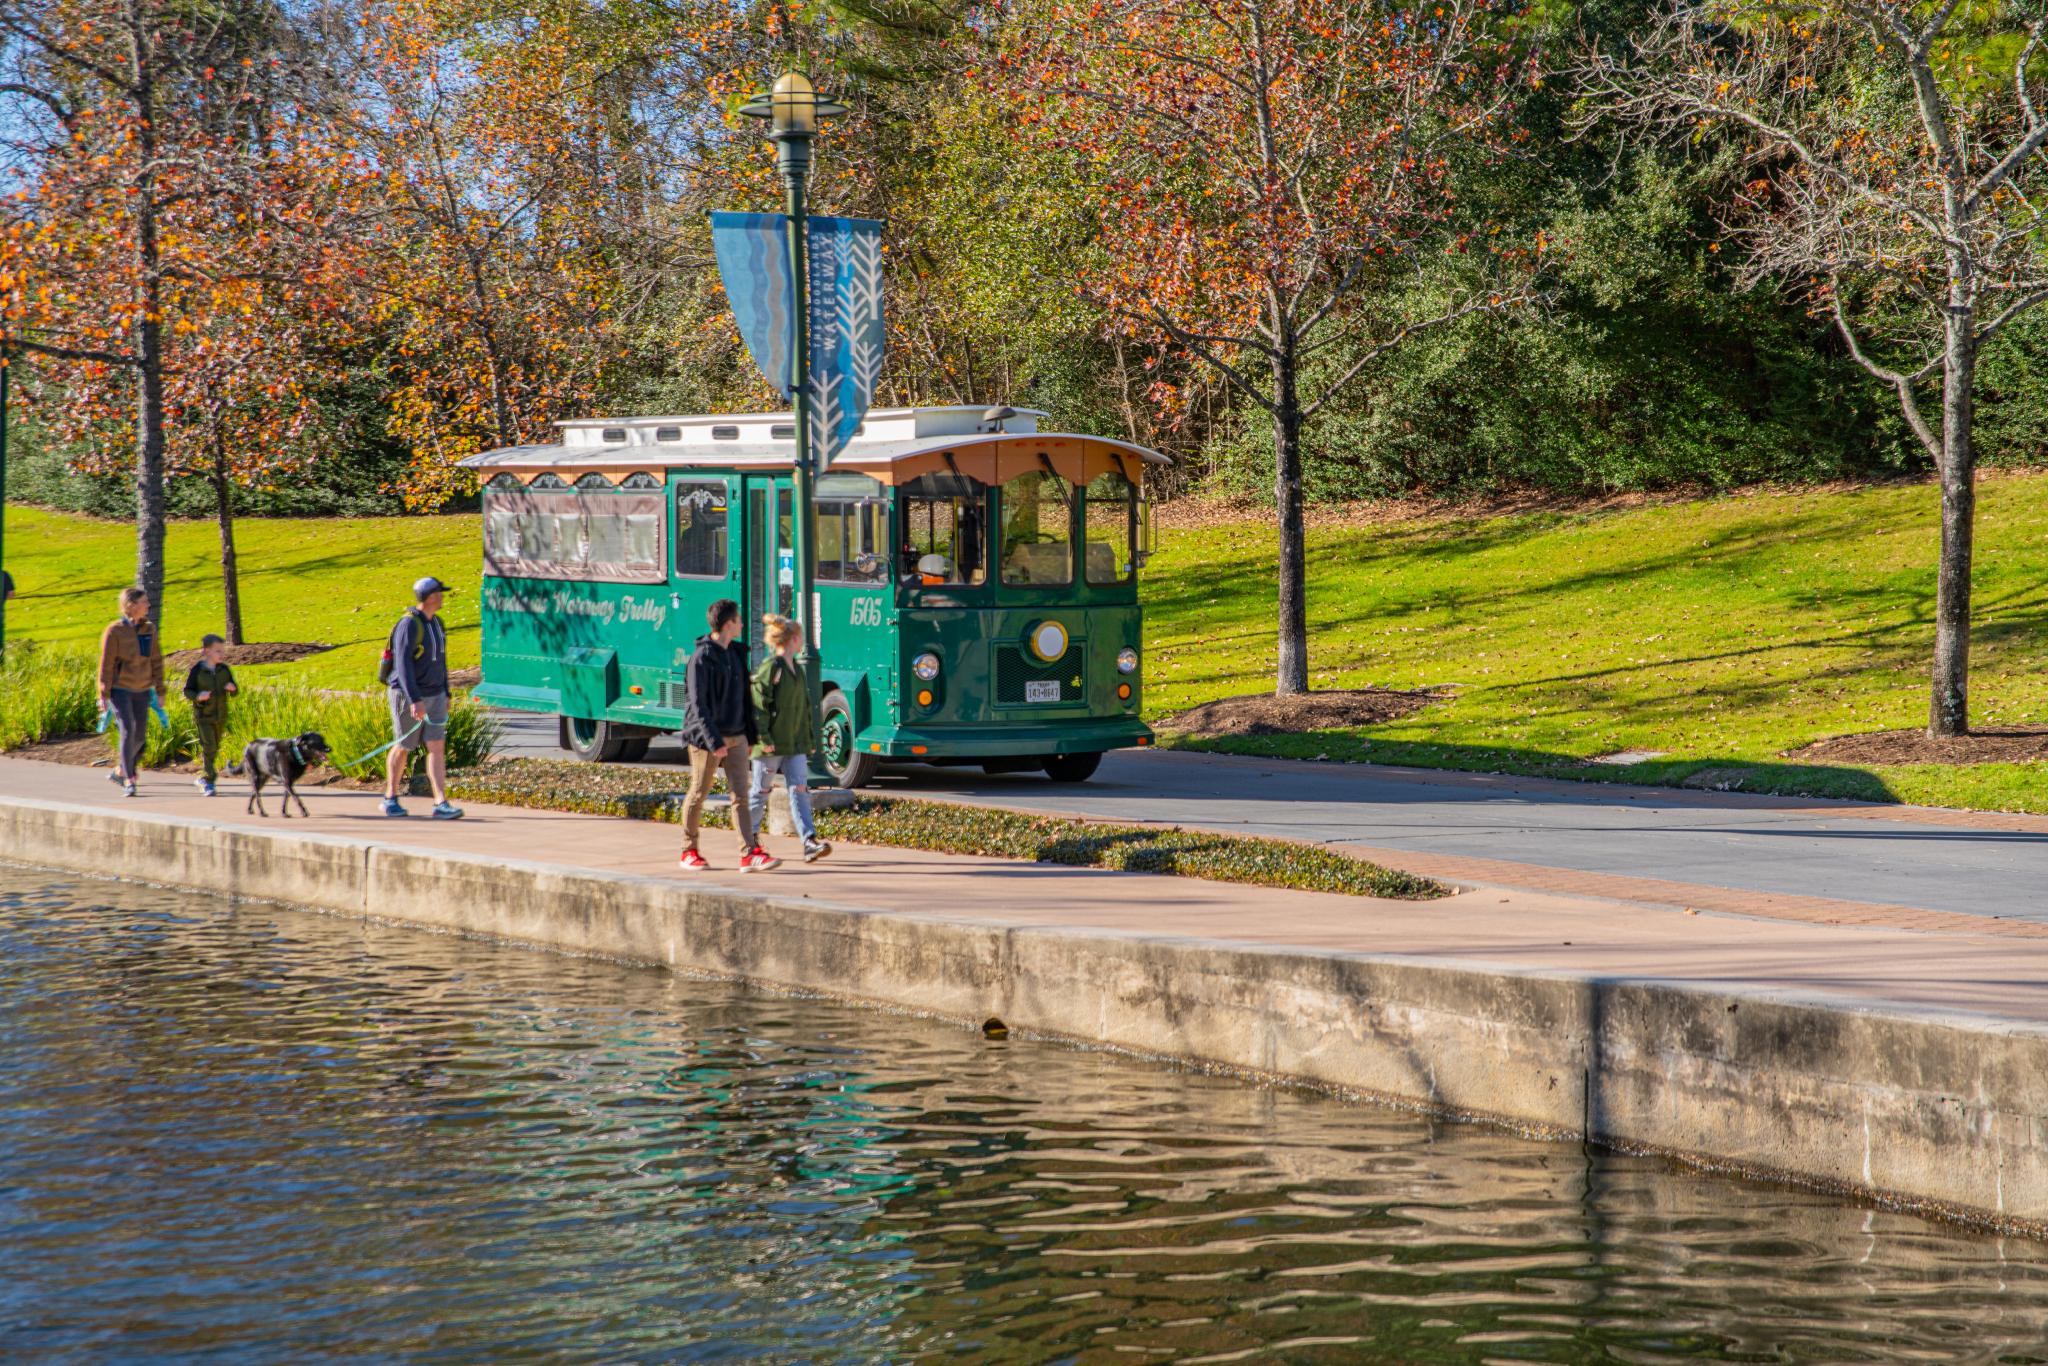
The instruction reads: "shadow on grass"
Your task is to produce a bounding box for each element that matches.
[1037,826,1219,875]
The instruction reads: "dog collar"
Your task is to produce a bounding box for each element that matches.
[289,739,305,766]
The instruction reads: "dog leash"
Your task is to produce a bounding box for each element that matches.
[331,721,425,775]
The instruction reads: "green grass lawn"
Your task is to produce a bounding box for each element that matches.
[3,505,480,690]
[1145,476,2048,811]
[12,477,2048,812]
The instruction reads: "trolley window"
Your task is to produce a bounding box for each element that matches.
[818,472,889,585]
[1083,470,1136,585]
[482,487,666,584]
[1000,469,1074,587]
[675,481,729,578]
[899,473,987,588]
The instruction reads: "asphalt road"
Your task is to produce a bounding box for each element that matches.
[490,711,2048,922]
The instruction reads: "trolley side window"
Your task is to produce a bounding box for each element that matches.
[674,481,729,579]
[483,486,666,583]
[817,472,888,586]
[1083,470,1136,585]
[899,473,988,588]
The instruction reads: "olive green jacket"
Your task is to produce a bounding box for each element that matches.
[750,655,817,756]
[182,660,237,724]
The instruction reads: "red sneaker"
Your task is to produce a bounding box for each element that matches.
[740,846,782,873]
[678,848,711,872]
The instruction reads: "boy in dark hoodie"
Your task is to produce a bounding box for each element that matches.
[678,599,778,872]
[181,633,238,796]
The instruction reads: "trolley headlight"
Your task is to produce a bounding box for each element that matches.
[912,652,942,682]
[1116,647,1139,675]
[1029,620,1069,663]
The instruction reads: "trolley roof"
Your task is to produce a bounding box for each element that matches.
[456,406,1170,488]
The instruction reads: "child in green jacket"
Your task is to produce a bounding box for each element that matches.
[182,634,238,796]
[749,615,830,863]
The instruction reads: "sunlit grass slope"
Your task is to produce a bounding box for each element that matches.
[4,505,480,690]
[1143,476,2048,812]
[14,478,2048,811]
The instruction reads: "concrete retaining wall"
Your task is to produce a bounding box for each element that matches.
[5,795,2042,1234]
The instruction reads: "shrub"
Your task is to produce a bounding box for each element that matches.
[0,644,100,751]
[100,684,500,774]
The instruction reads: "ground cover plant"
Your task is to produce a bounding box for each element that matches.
[440,759,1443,900]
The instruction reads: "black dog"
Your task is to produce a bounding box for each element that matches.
[242,732,330,818]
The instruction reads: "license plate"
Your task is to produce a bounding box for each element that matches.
[1024,680,1061,703]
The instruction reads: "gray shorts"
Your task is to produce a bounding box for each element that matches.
[391,690,449,749]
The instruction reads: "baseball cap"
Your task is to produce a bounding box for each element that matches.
[413,576,456,601]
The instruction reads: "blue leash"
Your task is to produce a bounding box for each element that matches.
[332,721,425,774]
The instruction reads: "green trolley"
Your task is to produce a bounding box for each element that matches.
[458,406,1166,786]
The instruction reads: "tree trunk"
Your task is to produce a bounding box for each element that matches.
[1929,307,1977,738]
[131,48,167,622]
[1272,342,1308,696]
[132,328,167,618]
[213,449,243,646]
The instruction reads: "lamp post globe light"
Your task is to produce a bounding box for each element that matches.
[740,71,847,773]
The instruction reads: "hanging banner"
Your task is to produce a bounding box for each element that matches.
[709,211,793,400]
[709,210,884,471]
[802,215,884,471]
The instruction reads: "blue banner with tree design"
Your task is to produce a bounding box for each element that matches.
[710,211,884,471]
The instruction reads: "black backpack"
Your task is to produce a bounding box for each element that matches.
[376,609,427,686]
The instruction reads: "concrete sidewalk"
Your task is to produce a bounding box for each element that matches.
[492,710,2048,926]
[6,756,2046,1020]
[2,754,2045,1233]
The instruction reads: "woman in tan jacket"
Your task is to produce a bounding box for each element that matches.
[98,587,163,796]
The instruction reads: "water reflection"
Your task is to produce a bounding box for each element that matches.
[1,870,2043,1364]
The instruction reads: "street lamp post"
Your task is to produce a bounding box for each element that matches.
[741,72,846,773]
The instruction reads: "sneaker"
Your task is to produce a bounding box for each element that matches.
[740,846,782,873]
[123,782,137,798]
[201,780,217,798]
[430,802,464,821]
[802,839,832,863]
[678,848,711,872]
[382,797,410,818]
[107,770,124,785]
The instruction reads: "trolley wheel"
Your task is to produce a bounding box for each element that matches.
[564,715,633,763]
[820,692,878,789]
[1042,752,1103,784]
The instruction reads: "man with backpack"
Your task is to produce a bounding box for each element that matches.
[381,576,463,820]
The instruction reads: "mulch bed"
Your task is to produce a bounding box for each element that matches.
[1158,687,1437,738]
[164,641,330,669]
[18,734,118,767]
[1789,726,2048,766]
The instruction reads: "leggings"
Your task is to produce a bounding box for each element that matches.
[109,687,149,782]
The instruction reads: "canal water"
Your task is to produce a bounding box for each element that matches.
[3,871,2045,1364]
